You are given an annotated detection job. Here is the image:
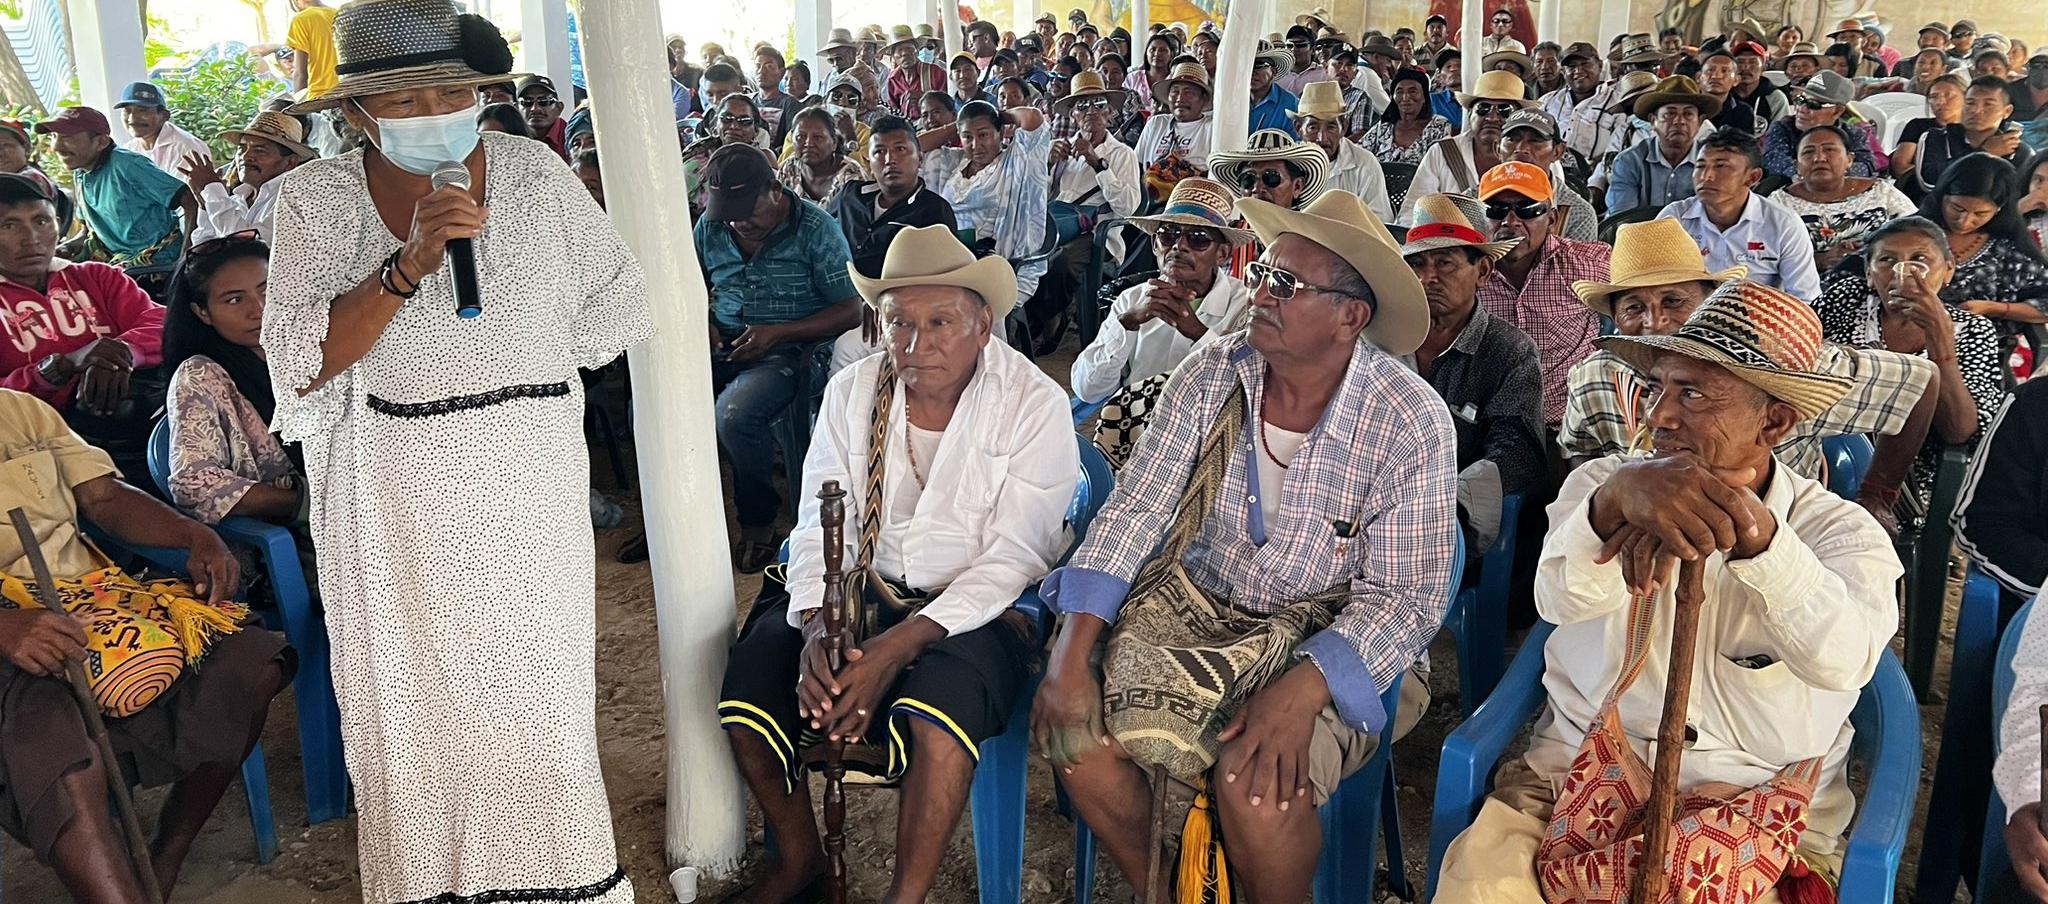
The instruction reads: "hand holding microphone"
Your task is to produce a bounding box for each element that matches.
[395,161,486,317]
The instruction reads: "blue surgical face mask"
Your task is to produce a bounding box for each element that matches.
[918,47,939,65]
[355,99,482,175]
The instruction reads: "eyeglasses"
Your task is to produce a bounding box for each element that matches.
[1154,224,1220,251]
[1245,261,1371,301]
[1237,169,1288,190]
[1472,102,1519,117]
[1794,97,1833,111]
[187,229,264,257]
[517,96,560,108]
[1492,18,1513,25]
[1484,199,1551,221]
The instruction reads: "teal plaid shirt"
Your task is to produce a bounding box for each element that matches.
[696,188,857,337]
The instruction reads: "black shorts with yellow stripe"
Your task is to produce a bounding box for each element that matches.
[717,581,1038,792]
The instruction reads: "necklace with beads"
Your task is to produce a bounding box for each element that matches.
[904,399,928,489]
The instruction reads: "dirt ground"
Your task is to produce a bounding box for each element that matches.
[3,341,1976,903]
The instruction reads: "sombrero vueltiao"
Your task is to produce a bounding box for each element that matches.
[287,0,518,114]
[1208,129,1330,206]
[1235,191,1431,356]
[1126,177,1257,246]
[850,224,1019,321]
[1597,281,1854,421]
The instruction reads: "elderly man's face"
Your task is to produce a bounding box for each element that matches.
[1654,102,1703,149]
[725,185,789,242]
[1238,160,1304,208]
[952,62,979,94]
[0,199,58,284]
[1168,82,1207,120]
[1246,235,1374,358]
[1155,223,1228,283]
[1470,100,1516,144]
[882,284,992,394]
[120,105,168,141]
[237,136,299,189]
[1612,281,1712,336]
[1301,115,1345,157]
[1735,52,1764,85]
[825,47,857,71]
[1251,59,1276,93]
[1700,56,1737,94]
[1661,33,1684,54]
[518,85,563,132]
[1565,56,1602,93]
[52,131,108,171]
[971,32,997,56]
[1488,190,1554,263]
[1643,353,1793,468]
[1533,48,1561,83]
[1406,248,1491,324]
[1793,96,1843,129]
[1501,127,1560,165]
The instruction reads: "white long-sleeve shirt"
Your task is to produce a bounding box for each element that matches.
[1326,139,1393,223]
[1527,456,1900,857]
[1996,590,2047,813]
[1053,134,1143,262]
[1135,113,1214,170]
[1395,133,1566,225]
[193,179,282,244]
[1069,270,1249,403]
[125,122,212,177]
[787,339,1078,637]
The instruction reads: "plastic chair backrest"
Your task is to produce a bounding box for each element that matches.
[145,417,174,500]
[1861,93,1928,153]
[1067,435,1114,552]
[1979,598,2035,890]
[1823,433,1875,501]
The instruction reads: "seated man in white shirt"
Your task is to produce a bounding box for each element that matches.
[1028,72,1143,352]
[1658,130,1822,301]
[1071,178,1251,460]
[1993,593,2047,904]
[1290,81,1393,221]
[179,111,316,244]
[1399,70,1537,224]
[1436,281,1899,900]
[718,225,1077,904]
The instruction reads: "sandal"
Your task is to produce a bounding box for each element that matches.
[733,537,780,574]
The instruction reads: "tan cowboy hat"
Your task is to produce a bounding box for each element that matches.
[1454,70,1536,109]
[1209,130,1330,206]
[1051,71,1130,113]
[219,110,316,159]
[818,27,858,53]
[1296,7,1332,28]
[1152,61,1212,105]
[1603,70,1660,113]
[1784,41,1825,66]
[286,0,519,114]
[850,224,1020,320]
[1126,177,1257,246]
[1631,74,1724,120]
[858,25,887,46]
[1399,193,1520,260]
[1313,27,1351,47]
[1483,49,1534,76]
[1571,219,1746,318]
[1614,32,1666,65]
[1597,281,1853,421]
[1236,190,1430,355]
[1287,80,1348,121]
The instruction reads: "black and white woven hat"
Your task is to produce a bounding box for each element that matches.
[287,0,518,114]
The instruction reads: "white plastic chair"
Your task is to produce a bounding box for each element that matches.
[1861,92,1930,154]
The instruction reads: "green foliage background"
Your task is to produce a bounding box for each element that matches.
[156,56,286,161]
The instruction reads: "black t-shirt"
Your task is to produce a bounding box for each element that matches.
[2009,79,2048,122]
[1914,122,2037,193]
[827,181,961,278]
[1898,117,1941,148]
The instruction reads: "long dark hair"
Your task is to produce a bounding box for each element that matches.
[1382,68,1432,124]
[162,239,279,421]
[1919,152,2048,268]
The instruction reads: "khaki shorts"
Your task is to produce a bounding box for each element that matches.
[1305,664,1431,805]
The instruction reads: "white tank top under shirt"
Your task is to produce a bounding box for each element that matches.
[1255,420,1308,527]
[877,422,947,580]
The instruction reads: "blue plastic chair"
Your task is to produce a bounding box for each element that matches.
[1977,598,2033,893]
[76,522,280,866]
[770,434,1112,904]
[1822,433,1874,500]
[1445,493,1524,718]
[1915,567,2007,902]
[1072,530,1467,903]
[1071,395,1109,426]
[148,419,350,825]
[1426,622,1921,902]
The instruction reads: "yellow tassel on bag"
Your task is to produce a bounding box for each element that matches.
[1177,789,1230,904]
[164,594,250,661]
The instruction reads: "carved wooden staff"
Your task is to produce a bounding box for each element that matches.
[816,481,851,904]
[1635,557,1707,904]
[8,508,164,903]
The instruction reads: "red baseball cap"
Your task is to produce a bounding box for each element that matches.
[33,106,111,138]
[1729,40,1768,59]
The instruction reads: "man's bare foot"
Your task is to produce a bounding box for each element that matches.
[731,851,828,904]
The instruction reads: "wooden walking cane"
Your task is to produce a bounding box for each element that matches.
[816,481,851,904]
[7,507,164,903]
[1634,557,1708,904]
[2038,704,2046,838]
[1144,766,1170,904]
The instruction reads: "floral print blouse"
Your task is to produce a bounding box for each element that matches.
[1773,181,1916,261]
[166,356,297,525]
[1361,115,1454,166]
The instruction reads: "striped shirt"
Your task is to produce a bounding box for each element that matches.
[927,119,1054,302]
[1476,235,1611,425]
[1043,336,1460,734]
[1556,344,1936,479]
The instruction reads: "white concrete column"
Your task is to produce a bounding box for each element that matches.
[68,0,147,142]
[1012,0,1036,44]
[1461,0,1482,92]
[1130,0,1149,52]
[908,0,927,28]
[1597,0,1632,56]
[796,0,834,88]
[1212,0,1267,151]
[520,0,574,101]
[942,0,963,59]
[1539,0,1563,46]
[574,0,747,881]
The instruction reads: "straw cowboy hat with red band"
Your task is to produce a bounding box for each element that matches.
[1400,193,1521,260]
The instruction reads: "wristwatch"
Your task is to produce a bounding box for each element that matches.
[36,353,70,385]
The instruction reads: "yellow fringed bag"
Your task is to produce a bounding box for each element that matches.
[0,564,250,717]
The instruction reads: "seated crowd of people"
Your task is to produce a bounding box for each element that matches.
[5,5,2048,904]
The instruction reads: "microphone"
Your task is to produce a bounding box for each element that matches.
[429,160,482,319]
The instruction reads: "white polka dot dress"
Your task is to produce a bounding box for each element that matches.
[262,132,651,904]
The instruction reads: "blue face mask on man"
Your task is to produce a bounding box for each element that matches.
[917,47,939,65]
[354,98,482,176]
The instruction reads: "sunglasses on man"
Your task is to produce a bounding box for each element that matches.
[1485,198,1551,221]
[1471,101,1520,118]
[1070,98,1112,112]
[1794,97,1834,112]
[1154,224,1220,251]
[517,96,560,108]
[1236,169,1290,191]
[1246,260,1372,302]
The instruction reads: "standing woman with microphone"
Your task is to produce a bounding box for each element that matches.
[264,1,650,901]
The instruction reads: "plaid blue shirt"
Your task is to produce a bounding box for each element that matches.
[696,188,857,337]
[1044,336,1460,733]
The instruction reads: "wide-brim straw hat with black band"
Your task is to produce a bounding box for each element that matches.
[850,224,1019,321]
[287,0,519,114]
[1209,129,1330,206]
[1455,70,1537,109]
[1152,61,1212,105]
[1399,193,1520,260]
[1126,177,1257,246]
[1236,191,1431,356]
[1597,281,1853,422]
[1571,219,1745,318]
[219,110,316,159]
